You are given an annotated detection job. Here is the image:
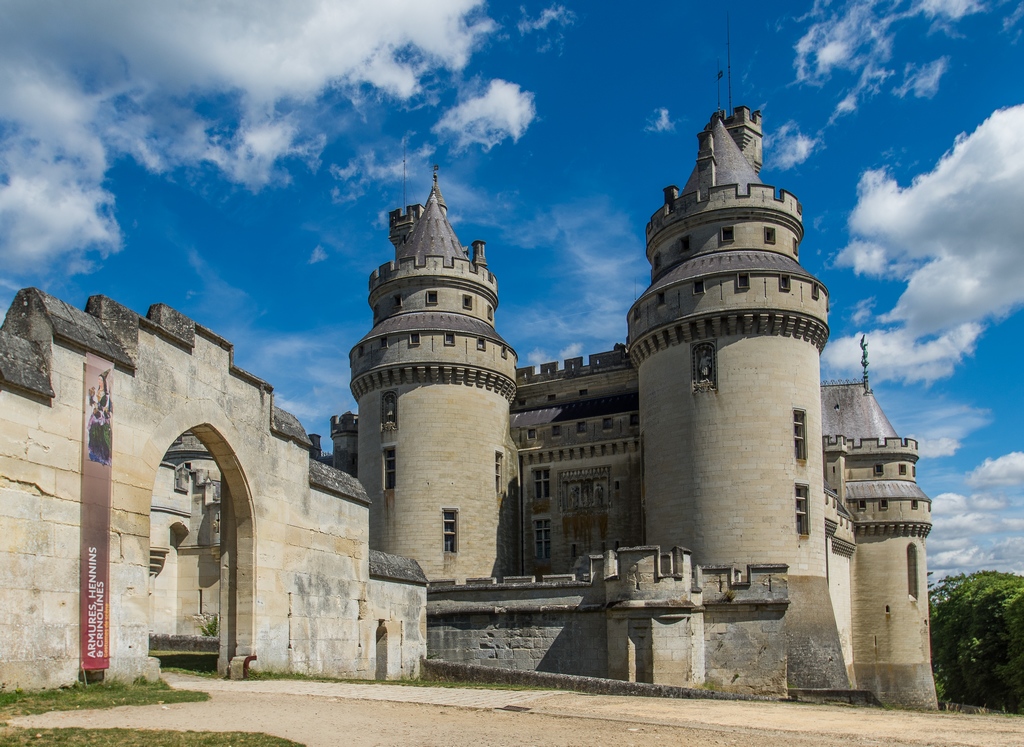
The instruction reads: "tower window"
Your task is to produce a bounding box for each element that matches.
[527,428,536,440]
[444,333,455,346]
[551,425,561,436]
[879,499,889,511]
[654,253,661,269]
[534,468,550,499]
[426,290,438,305]
[383,448,396,490]
[764,227,776,244]
[911,500,919,510]
[633,307,640,320]
[795,485,809,535]
[577,421,587,433]
[630,414,639,426]
[358,345,364,357]
[874,463,884,476]
[737,273,750,290]
[463,294,473,310]
[578,389,588,396]
[409,333,420,347]
[657,292,665,305]
[721,226,734,243]
[380,336,389,348]
[693,280,705,294]
[907,544,919,600]
[547,393,556,401]
[393,294,403,308]
[534,519,551,560]
[487,305,493,320]
[501,346,508,359]
[681,236,691,252]
[779,275,791,292]
[381,391,398,430]
[812,283,820,300]
[899,464,907,475]
[495,451,503,494]
[603,417,613,430]
[794,238,800,257]
[793,410,806,461]
[442,509,458,553]
[477,338,486,351]
[858,500,867,511]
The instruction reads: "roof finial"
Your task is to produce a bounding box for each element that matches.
[433,164,438,184]
[860,335,871,393]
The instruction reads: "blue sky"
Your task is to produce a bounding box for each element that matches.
[1,0,1022,578]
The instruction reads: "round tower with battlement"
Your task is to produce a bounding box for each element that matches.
[351,174,518,582]
[628,107,848,689]
[822,380,937,708]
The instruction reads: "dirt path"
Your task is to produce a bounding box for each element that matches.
[8,674,1023,747]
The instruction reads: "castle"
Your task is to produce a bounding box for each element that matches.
[330,107,938,707]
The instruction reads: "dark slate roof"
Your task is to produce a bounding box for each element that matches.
[846,480,929,502]
[395,180,467,263]
[369,549,428,585]
[681,116,762,197]
[3,287,133,368]
[357,311,510,347]
[646,250,814,296]
[821,383,899,441]
[271,405,312,447]
[511,392,639,427]
[0,329,54,398]
[308,458,370,505]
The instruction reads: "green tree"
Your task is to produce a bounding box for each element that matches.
[930,570,1024,712]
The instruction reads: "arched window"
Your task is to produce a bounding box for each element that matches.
[381,391,398,431]
[907,544,919,600]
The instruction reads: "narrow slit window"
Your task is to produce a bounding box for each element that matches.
[442,510,457,553]
[795,485,809,535]
[494,451,503,494]
[907,544,919,600]
[794,410,807,460]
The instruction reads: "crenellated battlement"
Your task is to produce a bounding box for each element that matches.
[824,435,919,453]
[647,183,802,240]
[515,346,631,385]
[369,253,497,293]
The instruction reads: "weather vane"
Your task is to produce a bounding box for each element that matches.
[860,335,870,392]
[433,164,439,183]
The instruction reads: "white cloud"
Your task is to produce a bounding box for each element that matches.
[918,437,961,458]
[645,108,675,133]
[821,324,982,385]
[308,245,328,264]
[329,142,436,203]
[894,57,949,98]
[433,79,536,151]
[559,343,583,360]
[928,490,1024,577]
[517,4,576,35]
[794,1,980,118]
[830,104,1024,384]
[968,452,1024,488]
[765,120,820,169]
[0,0,501,277]
[849,297,876,325]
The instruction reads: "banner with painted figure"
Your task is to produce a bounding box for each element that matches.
[80,353,113,671]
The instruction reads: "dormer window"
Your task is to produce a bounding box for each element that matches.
[720,226,734,243]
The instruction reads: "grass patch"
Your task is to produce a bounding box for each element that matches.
[246,670,548,691]
[0,728,299,746]
[149,652,220,677]
[0,680,207,723]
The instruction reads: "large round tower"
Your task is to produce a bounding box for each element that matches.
[351,174,518,582]
[628,108,847,689]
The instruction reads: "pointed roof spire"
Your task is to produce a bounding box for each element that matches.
[396,170,466,263]
[681,112,763,198]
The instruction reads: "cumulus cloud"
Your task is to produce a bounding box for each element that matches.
[968,452,1024,488]
[433,80,536,151]
[765,120,820,169]
[0,0,503,277]
[794,0,980,118]
[645,108,676,133]
[829,104,1024,383]
[894,57,949,98]
[929,490,1024,577]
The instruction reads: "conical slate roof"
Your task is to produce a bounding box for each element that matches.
[396,179,467,263]
[821,383,899,441]
[681,116,762,197]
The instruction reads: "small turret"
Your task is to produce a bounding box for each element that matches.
[471,239,487,267]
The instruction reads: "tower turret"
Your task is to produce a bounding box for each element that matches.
[351,176,518,581]
[628,109,845,689]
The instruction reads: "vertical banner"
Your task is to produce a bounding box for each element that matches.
[80,353,113,671]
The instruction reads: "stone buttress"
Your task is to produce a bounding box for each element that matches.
[351,175,519,581]
[628,107,848,689]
